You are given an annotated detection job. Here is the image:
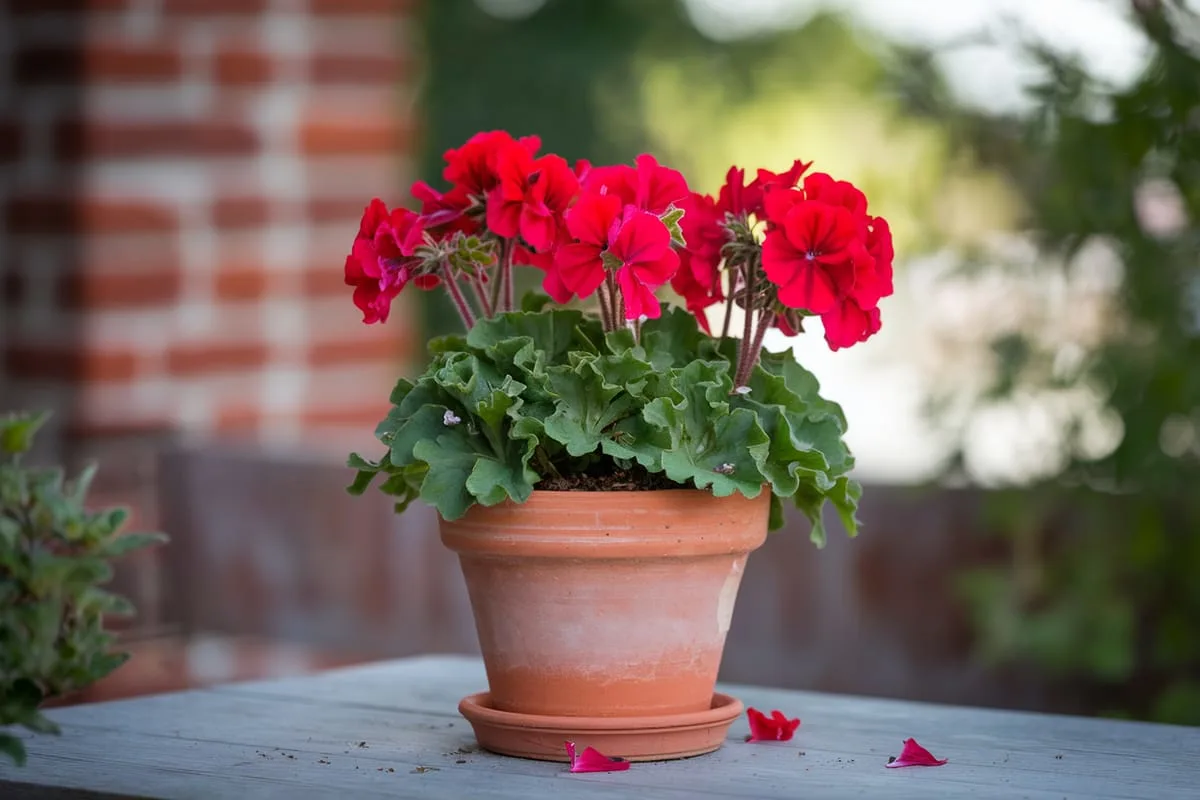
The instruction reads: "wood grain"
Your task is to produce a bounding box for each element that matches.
[2,655,1196,799]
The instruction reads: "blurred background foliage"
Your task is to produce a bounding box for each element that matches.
[418,0,1199,724]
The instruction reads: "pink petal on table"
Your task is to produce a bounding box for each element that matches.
[885,738,948,768]
[745,707,801,742]
[564,741,631,773]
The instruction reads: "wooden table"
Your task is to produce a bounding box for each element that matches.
[2,655,1196,799]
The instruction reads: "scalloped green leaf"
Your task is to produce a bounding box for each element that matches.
[544,356,643,457]
[466,309,594,362]
[659,408,770,497]
[639,305,711,371]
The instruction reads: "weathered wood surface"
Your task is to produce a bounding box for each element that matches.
[3,656,1197,799]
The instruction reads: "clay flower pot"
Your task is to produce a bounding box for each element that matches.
[440,488,769,755]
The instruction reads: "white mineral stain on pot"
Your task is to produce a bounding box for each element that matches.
[716,560,744,634]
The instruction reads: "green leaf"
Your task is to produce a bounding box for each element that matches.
[96,532,167,559]
[638,306,710,371]
[0,410,50,455]
[640,361,770,497]
[0,733,27,766]
[828,476,863,538]
[519,290,554,313]
[660,205,687,248]
[543,354,646,457]
[412,421,537,519]
[466,309,592,364]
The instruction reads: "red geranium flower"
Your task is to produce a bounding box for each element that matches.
[442,130,539,199]
[670,192,725,331]
[611,206,680,320]
[581,154,689,214]
[410,180,474,235]
[344,199,432,325]
[745,707,801,742]
[718,159,811,220]
[553,194,680,320]
[761,198,866,314]
[486,143,579,252]
[554,191,623,299]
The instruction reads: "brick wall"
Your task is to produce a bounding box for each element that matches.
[0,0,420,471]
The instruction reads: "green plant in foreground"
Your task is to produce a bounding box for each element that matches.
[0,411,167,765]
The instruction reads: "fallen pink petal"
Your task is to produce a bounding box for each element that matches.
[885,738,948,768]
[564,741,631,773]
[745,707,801,742]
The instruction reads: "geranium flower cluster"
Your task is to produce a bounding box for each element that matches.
[343,130,894,381]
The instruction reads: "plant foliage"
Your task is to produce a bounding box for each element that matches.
[0,412,167,765]
[349,303,860,542]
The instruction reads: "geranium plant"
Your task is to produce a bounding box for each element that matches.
[346,131,893,543]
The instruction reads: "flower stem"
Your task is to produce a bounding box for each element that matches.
[720,267,736,340]
[597,281,615,332]
[490,238,510,313]
[470,273,493,318]
[502,243,515,312]
[442,262,476,330]
[740,307,772,386]
[734,257,758,389]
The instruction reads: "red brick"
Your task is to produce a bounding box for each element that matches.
[307,333,409,367]
[55,120,259,160]
[5,343,142,382]
[6,195,177,235]
[0,121,22,162]
[58,268,182,310]
[87,43,183,82]
[301,405,393,428]
[309,0,415,13]
[8,0,128,12]
[214,405,264,432]
[167,342,271,375]
[214,265,270,302]
[211,196,273,229]
[307,197,368,224]
[162,0,271,13]
[308,53,410,84]
[299,116,410,156]
[303,265,348,298]
[213,49,274,85]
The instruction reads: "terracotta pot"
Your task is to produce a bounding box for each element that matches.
[439,489,770,719]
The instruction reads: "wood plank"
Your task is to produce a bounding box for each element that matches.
[2,655,1197,799]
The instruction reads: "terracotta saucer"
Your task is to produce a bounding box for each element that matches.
[457,692,744,763]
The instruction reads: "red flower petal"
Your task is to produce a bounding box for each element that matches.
[803,172,868,220]
[745,707,801,742]
[609,208,672,267]
[554,242,607,298]
[762,229,839,315]
[566,191,623,247]
[617,263,667,320]
[821,296,881,351]
[564,741,631,773]
[885,738,947,768]
[634,153,690,214]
